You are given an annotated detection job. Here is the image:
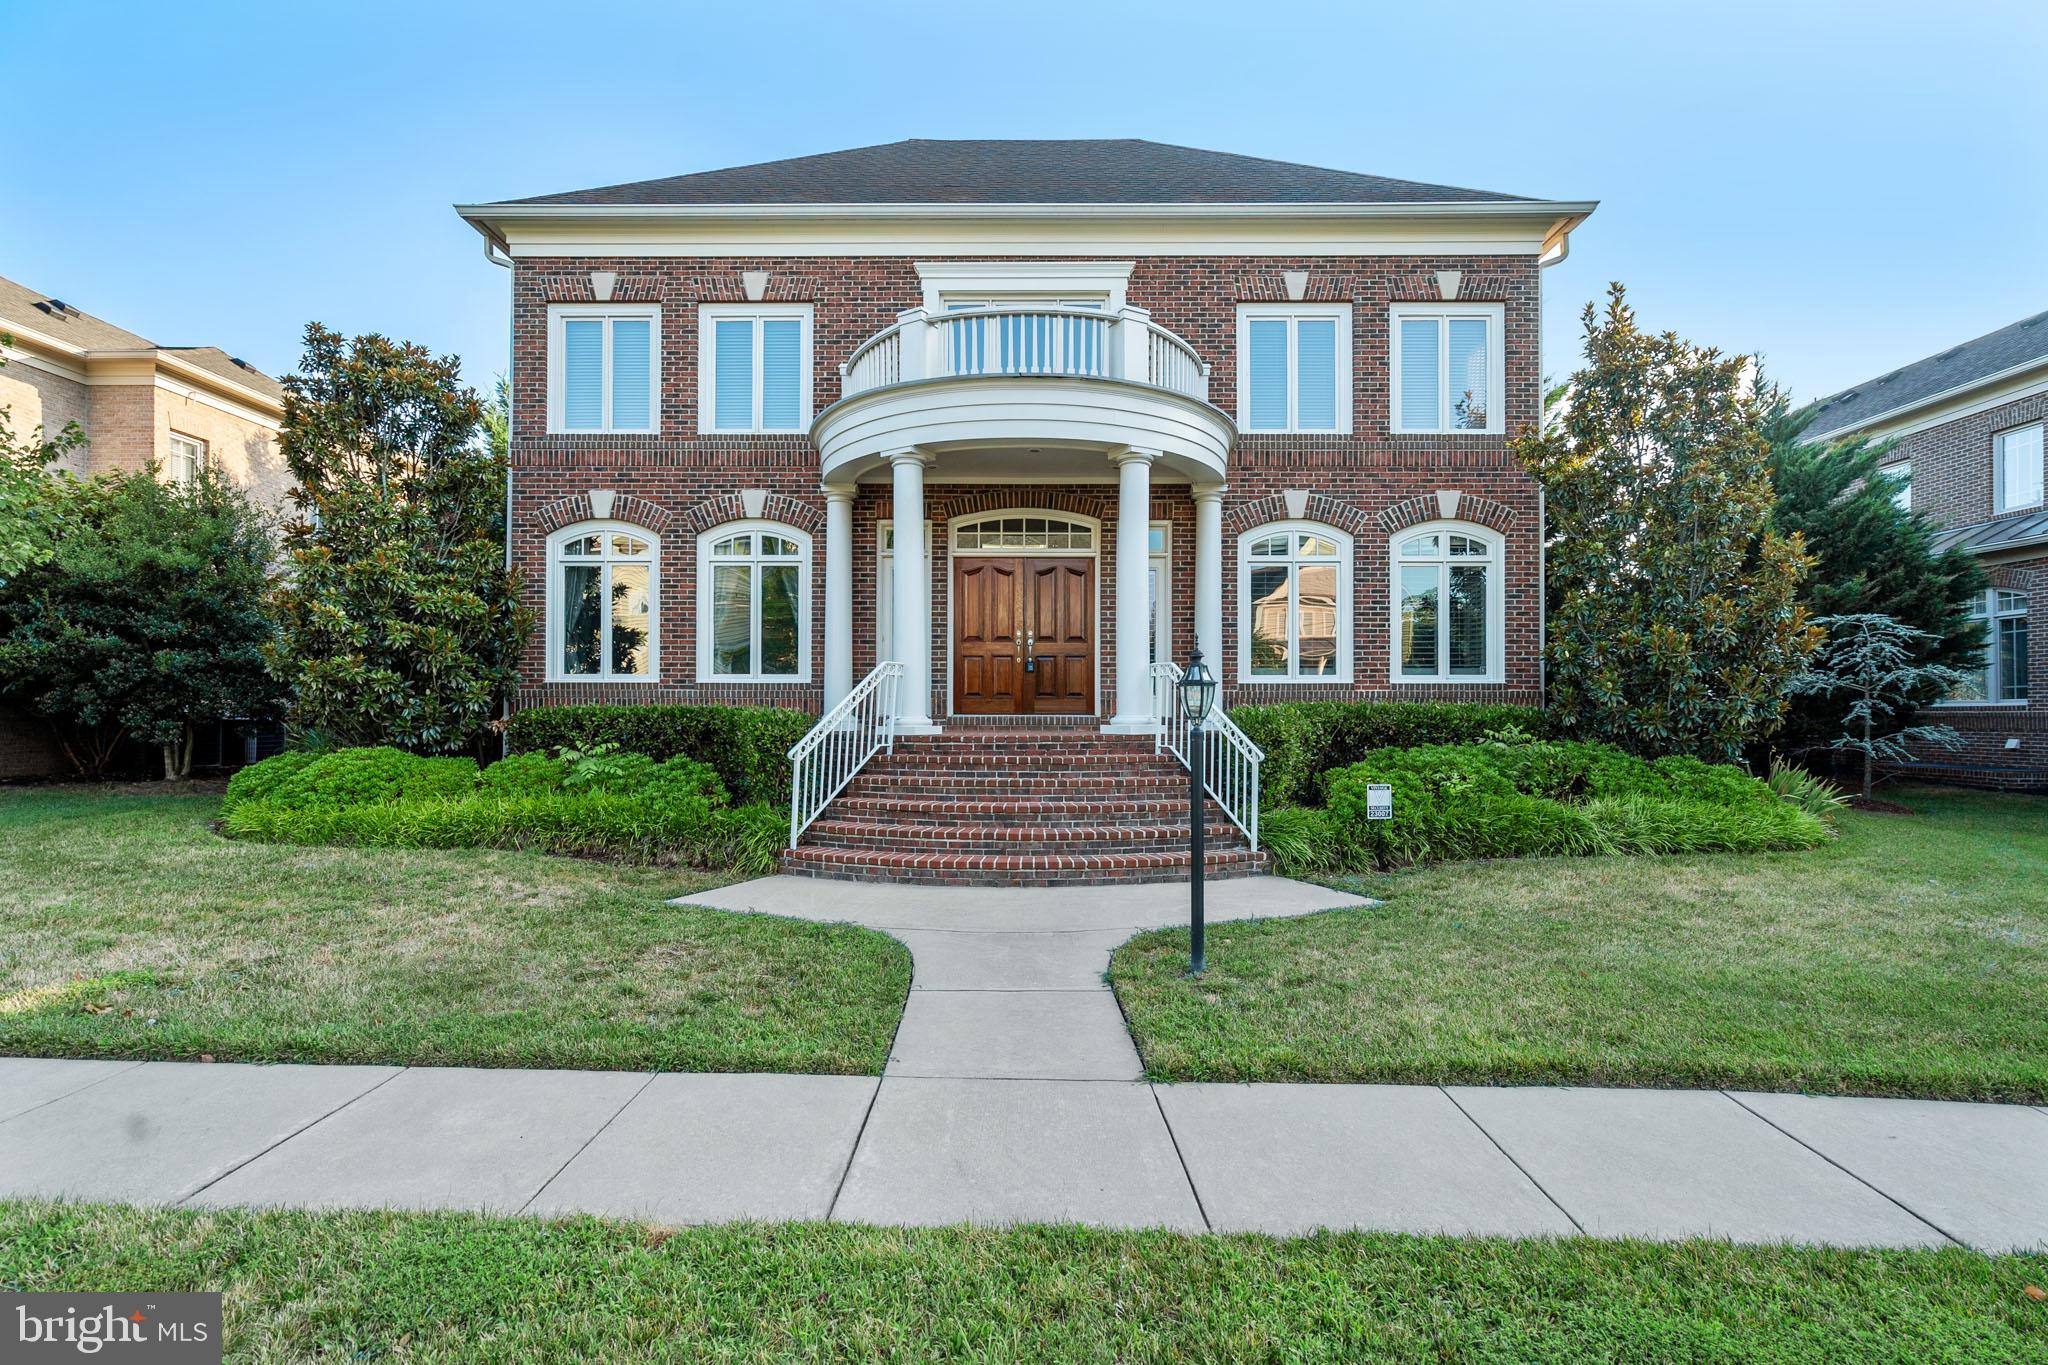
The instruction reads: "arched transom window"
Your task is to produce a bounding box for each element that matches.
[1394,523,1502,683]
[699,522,810,682]
[1238,523,1351,682]
[953,513,1096,553]
[549,524,657,681]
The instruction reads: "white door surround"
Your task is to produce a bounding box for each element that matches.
[942,508,1103,720]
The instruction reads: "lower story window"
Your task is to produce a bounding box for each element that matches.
[1394,525,1500,682]
[701,522,809,681]
[550,524,656,680]
[168,432,205,486]
[1238,523,1350,682]
[1949,588,2030,703]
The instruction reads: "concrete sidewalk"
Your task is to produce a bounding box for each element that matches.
[3,876,2045,1252]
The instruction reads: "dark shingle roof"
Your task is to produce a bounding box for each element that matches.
[502,139,1533,208]
[1933,508,2048,558]
[1807,310,2048,438]
[0,273,282,402]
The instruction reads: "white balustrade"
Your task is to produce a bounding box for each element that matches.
[838,306,1210,404]
[1151,661,1264,852]
[787,661,904,846]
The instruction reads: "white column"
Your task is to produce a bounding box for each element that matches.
[822,486,854,711]
[1106,448,1158,732]
[889,449,938,732]
[1193,483,1225,672]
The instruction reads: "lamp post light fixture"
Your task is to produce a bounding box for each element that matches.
[1176,646,1219,976]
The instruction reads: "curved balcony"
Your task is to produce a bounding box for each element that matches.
[812,304,1235,485]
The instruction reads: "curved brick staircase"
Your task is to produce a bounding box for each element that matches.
[781,718,1268,886]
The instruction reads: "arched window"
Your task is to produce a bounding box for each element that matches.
[951,512,1097,552]
[698,521,810,682]
[548,523,658,681]
[1393,523,1503,683]
[1238,522,1352,682]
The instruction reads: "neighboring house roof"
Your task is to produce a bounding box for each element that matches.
[1806,309,2048,440]
[0,273,284,406]
[500,138,1534,208]
[1933,508,2048,559]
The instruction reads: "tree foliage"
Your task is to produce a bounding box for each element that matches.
[1786,614,1964,798]
[1512,284,1818,761]
[267,325,528,755]
[0,343,89,584]
[0,468,279,778]
[1763,399,1986,757]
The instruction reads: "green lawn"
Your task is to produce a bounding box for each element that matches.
[4,1202,2042,1363]
[0,785,908,1074]
[1113,787,2048,1101]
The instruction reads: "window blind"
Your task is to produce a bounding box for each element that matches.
[1400,318,1441,430]
[1247,319,1289,430]
[563,319,604,430]
[609,319,651,430]
[1296,319,1337,430]
[714,320,755,430]
[761,318,802,429]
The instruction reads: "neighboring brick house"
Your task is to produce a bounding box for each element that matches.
[1805,312,2047,789]
[0,274,291,779]
[458,139,1595,881]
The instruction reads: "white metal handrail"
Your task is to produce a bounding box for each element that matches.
[839,305,1211,404]
[1151,662,1264,851]
[787,661,904,846]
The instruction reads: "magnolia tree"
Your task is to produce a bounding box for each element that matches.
[1513,284,1819,761]
[1786,614,1965,799]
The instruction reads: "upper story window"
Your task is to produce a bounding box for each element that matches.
[1393,523,1503,683]
[1947,588,2029,704]
[700,305,812,433]
[1239,522,1352,682]
[547,523,657,681]
[699,521,809,681]
[549,305,659,434]
[1884,460,1912,512]
[1390,303,1504,435]
[167,432,205,486]
[1236,305,1352,434]
[1994,422,2044,513]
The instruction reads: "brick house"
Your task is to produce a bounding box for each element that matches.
[458,140,1596,881]
[0,273,291,779]
[1805,312,2046,789]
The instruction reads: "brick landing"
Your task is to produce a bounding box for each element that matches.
[782,720,1268,886]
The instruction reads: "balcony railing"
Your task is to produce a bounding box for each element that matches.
[839,305,1211,404]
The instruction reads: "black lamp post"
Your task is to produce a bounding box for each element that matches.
[1177,647,1219,977]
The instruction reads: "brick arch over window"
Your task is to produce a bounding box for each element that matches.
[678,492,823,536]
[1224,492,1367,538]
[1375,492,1518,536]
[921,488,1111,522]
[534,492,674,536]
[1987,564,2043,595]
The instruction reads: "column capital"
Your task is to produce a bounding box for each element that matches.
[886,447,933,470]
[821,483,856,504]
[1191,482,1228,504]
[1109,446,1160,468]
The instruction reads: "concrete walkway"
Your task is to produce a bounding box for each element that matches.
[3,875,2045,1252]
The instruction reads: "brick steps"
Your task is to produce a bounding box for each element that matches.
[782,723,1267,886]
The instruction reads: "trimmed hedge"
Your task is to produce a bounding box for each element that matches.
[1258,738,1827,875]
[505,704,813,806]
[1230,701,1555,808]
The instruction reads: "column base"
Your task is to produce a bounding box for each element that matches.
[892,721,943,736]
[1100,717,1161,736]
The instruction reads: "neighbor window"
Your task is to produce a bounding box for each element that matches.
[1884,460,1913,512]
[700,521,809,681]
[1238,523,1351,682]
[1994,423,2044,513]
[548,524,657,681]
[549,305,659,434]
[700,305,812,433]
[167,432,205,485]
[1390,303,1504,434]
[1946,588,2030,704]
[1394,524,1502,683]
[1236,305,1351,433]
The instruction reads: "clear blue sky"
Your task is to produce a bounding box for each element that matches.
[6,0,2043,406]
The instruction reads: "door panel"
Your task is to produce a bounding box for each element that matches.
[1024,558,1093,713]
[952,558,1026,714]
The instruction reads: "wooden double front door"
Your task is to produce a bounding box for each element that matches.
[951,557,1094,714]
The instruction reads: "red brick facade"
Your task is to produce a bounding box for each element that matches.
[508,252,1545,716]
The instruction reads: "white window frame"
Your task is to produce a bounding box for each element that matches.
[1941,587,2030,706]
[166,432,205,485]
[876,520,932,664]
[1993,422,2045,513]
[697,304,814,434]
[1235,303,1354,434]
[1389,520,1506,685]
[547,304,661,435]
[1150,521,1173,667]
[916,260,1132,312]
[697,519,811,683]
[545,521,660,683]
[1884,460,1912,512]
[1236,520,1354,684]
[1389,302,1507,435]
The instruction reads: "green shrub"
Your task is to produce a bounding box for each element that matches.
[477,752,568,799]
[266,746,477,811]
[1767,758,1849,823]
[709,803,789,877]
[1257,805,1360,877]
[1585,794,1827,854]
[1231,701,1554,807]
[560,747,659,795]
[220,750,321,814]
[505,704,813,805]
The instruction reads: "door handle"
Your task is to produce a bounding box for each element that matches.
[1023,629,1036,672]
